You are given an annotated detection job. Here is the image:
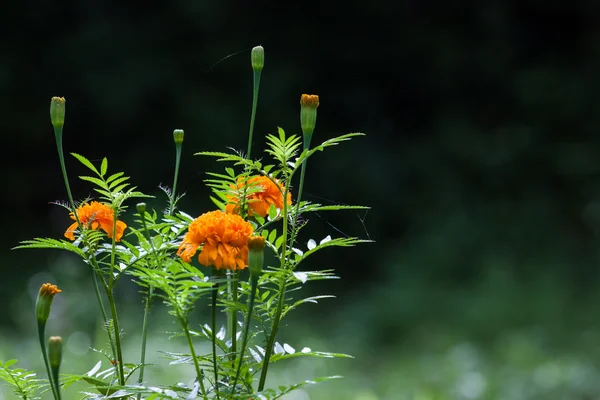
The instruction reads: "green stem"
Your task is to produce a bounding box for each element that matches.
[231,275,258,395]
[136,286,153,393]
[211,278,220,399]
[88,263,118,372]
[257,186,291,391]
[258,141,311,390]
[177,313,207,399]
[50,364,62,400]
[228,271,238,364]
[106,290,125,385]
[287,138,311,254]
[53,127,79,226]
[137,208,159,396]
[246,69,262,159]
[169,141,183,216]
[37,325,59,400]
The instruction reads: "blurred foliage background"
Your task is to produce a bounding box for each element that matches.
[3,1,600,399]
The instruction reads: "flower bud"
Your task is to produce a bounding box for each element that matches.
[136,202,147,215]
[300,94,319,143]
[251,46,264,72]
[173,129,184,145]
[248,236,265,278]
[50,97,66,129]
[48,336,62,369]
[36,283,61,325]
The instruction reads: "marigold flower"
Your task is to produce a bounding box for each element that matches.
[64,201,127,242]
[177,210,254,270]
[225,176,292,218]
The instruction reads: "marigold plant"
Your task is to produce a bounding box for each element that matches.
[5,45,371,400]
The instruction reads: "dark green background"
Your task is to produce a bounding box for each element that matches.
[3,1,600,399]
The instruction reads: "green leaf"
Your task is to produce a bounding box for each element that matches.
[71,152,100,175]
[100,157,108,176]
[14,238,85,257]
[268,229,277,244]
[108,176,130,190]
[210,196,226,211]
[79,175,107,188]
[268,203,278,220]
[105,171,125,184]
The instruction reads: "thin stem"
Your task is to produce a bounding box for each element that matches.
[169,141,183,216]
[136,286,153,395]
[257,186,290,391]
[177,313,207,399]
[88,263,118,371]
[53,127,80,227]
[231,275,258,394]
[136,209,161,398]
[37,325,59,400]
[106,290,125,385]
[211,278,221,399]
[287,138,311,255]
[50,364,62,400]
[258,139,311,390]
[246,70,262,159]
[228,271,238,363]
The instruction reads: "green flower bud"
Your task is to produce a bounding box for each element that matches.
[248,236,265,278]
[48,336,62,369]
[173,129,184,145]
[36,283,61,325]
[136,202,147,215]
[251,46,264,72]
[50,97,66,129]
[300,94,319,145]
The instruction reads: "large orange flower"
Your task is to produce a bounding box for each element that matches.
[64,201,127,242]
[177,210,254,270]
[225,176,292,218]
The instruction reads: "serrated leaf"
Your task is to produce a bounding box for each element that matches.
[72,153,100,175]
[105,171,125,184]
[108,176,129,190]
[79,175,106,188]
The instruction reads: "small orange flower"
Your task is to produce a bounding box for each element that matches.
[39,283,61,297]
[177,210,254,270]
[64,201,127,242]
[225,176,292,218]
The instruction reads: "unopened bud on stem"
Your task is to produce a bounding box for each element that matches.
[48,336,62,369]
[300,94,319,146]
[251,46,264,72]
[173,129,184,145]
[50,97,66,129]
[136,202,147,215]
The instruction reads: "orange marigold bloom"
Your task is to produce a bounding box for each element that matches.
[225,176,292,218]
[64,201,127,242]
[177,210,254,270]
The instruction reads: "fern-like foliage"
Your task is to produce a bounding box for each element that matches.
[0,360,47,400]
[71,153,151,209]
